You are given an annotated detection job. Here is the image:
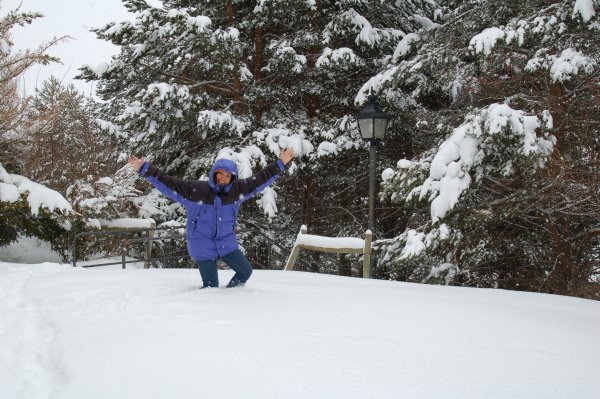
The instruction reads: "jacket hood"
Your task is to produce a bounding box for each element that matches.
[208,158,238,191]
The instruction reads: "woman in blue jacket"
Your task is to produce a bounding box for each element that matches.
[128,148,294,288]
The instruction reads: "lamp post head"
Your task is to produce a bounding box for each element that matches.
[356,89,391,141]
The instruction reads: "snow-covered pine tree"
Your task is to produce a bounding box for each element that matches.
[374,0,600,298]
[26,77,106,193]
[80,0,441,272]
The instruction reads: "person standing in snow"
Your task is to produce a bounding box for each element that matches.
[128,149,294,288]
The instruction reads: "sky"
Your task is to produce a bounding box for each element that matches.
[0,0,161,96]
[1,261,599,398]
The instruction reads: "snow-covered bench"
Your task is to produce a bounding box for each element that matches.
[284,225,373,277]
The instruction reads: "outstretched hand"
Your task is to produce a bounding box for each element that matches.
[128,155,145,172]
[279,148,295,165]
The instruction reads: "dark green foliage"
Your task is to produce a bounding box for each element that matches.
[376,0,600,299]
[0,198,69,259]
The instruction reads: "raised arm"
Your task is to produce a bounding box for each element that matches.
[128,154,198,205]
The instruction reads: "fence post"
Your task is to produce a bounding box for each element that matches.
[363,230,372,278]
[145,222,156,269]
[122,240,128,269]
[284,224,306,271]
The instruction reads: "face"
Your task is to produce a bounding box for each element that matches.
[215,170,232,185]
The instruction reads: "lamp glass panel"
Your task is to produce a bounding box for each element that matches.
[358,118,374,139]
[374,118,388,139]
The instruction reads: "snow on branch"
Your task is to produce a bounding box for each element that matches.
[385,104,555,223]
[323,9,403,48]
[526,48,596,83]
[340,9,403,46]
[469,27,506,56]
[97,119,127,139]
[377,223,455,282]
[101,20,134,37]
[423,262,459,285]
[197,110,248,137]
[210,27,240,44]
[392,33,420,62]
[215,145,266,179]
[354,67,399,105]
[265,44,307,74]
[316,47,363,68]
[572,0,596,22]
[143,82,190,106]
[172,11,211,33]
[253,127,314,160]
[0,164,72,216]
[549,48,596,83]
[256,187,278,219]
[424,104,554,222]
[411,14,439,29]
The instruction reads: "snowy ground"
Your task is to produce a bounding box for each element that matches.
[1,262,599,399]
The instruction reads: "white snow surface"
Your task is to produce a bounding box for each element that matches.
[296,233,365,249]
[99,218,156,229]
[1,262,599,399]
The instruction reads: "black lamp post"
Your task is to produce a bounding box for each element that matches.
[356,89,391,278]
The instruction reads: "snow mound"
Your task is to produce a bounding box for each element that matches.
[1,263,599,399]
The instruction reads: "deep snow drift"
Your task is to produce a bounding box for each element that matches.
[1,262,599,399]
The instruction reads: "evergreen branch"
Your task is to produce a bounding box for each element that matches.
[0,36,66,84]
[311,207,362,227]
[564,72,600,100]
[138,62,237,95]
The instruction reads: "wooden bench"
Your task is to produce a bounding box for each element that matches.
[284,225,373,278]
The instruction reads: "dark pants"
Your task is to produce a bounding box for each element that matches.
[195,249,253,288]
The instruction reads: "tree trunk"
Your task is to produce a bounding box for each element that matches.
[253,26,264,124]
[302,176,315,229]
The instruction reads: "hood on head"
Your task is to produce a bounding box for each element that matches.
[209,158,238,187]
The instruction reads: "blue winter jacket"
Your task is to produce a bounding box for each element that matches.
[139,158,285,261]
